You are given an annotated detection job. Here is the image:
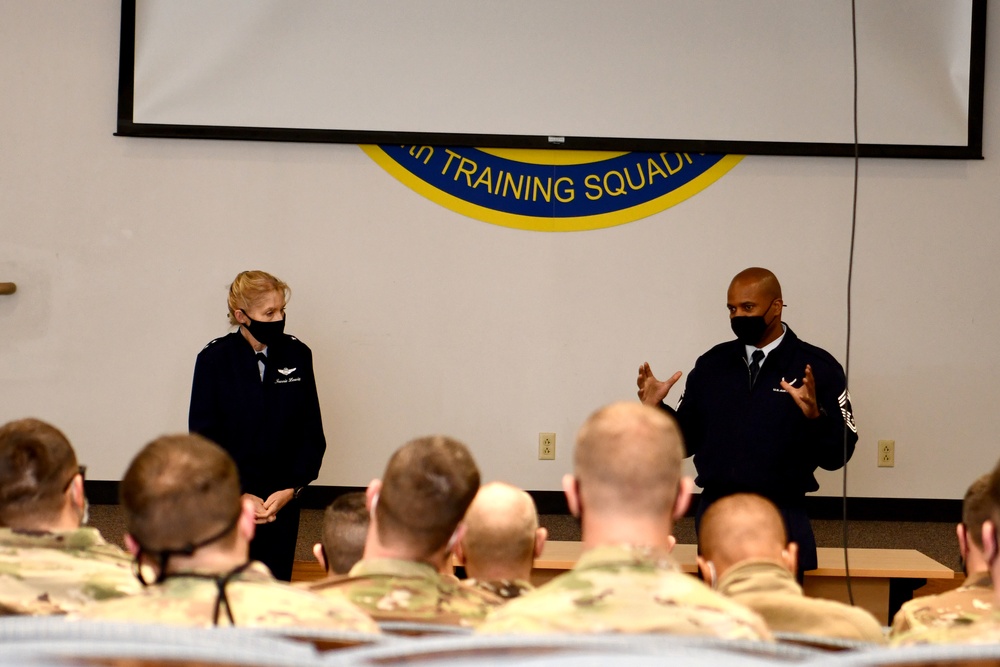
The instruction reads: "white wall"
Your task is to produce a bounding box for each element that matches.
[2,2,997,499]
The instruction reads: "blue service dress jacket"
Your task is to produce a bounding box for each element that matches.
[189,330,327,499]
[662,325,857,573]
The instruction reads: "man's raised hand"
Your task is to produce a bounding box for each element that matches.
[637,362,682,407]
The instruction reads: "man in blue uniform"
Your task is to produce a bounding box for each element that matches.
[637,267,856,575]
[190,270,326,581]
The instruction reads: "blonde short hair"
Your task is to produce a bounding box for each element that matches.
[226,270,290,326]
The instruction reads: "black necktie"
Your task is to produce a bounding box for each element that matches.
[749,349,765,387]
[255,352,267,377]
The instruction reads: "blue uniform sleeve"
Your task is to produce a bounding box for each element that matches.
[289,346,327,488]
[808,362,857,471]
[189,352,224,447]
[670,367,704,459]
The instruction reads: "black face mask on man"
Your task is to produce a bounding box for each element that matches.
[241,312,285,347]
[730,300,778,346]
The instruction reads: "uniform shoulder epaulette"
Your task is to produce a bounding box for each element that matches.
[201,336,225,350]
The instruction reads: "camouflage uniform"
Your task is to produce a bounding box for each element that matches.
[310,558,503,626]
[465,578,534,601]
[893,609,1000,646]
[476,544,771,638]
[0,526,140,615]
[717,559,886,644]
[75,561,379,632]
[891,571,993,637]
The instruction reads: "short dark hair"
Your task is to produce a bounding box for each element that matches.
[376,436,480,558]
[962,474,993,549]
[987,459,1000,536]
[320,492,369,575]
[0,418,78,527]
[121,434,241,553]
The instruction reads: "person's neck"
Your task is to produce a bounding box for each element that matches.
[466,562,533,583]
[755,321,785,349]
[580,514,675,553]
[363,534,449,572]
[964,547,988,578]
[163,546,249,576]
[239,326,266,352]
[10,504,82,533]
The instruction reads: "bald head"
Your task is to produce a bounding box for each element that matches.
[729,268,782,302]
[699,494,790,575]
[460,482,541,581]
[573,402,685,518]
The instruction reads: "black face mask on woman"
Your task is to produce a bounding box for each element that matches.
[242,312,285,347]
[730,301,777,346]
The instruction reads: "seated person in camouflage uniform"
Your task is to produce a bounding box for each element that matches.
[310,435,503,626]
[698,493,885,644]
[314,492,369,576]
[891,474,993,637]
[75,434,378,632]
[454,481,546,600]
[477,402,770,638]
[894,462,1000,646]
[0,418,140,614]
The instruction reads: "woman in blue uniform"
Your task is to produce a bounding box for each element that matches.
[189,270,326,581]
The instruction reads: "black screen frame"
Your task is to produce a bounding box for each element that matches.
[116,0,987,160]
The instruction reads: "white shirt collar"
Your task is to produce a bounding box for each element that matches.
[744,323,786,363]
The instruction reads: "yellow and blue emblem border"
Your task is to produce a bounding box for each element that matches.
[362,145,743,232]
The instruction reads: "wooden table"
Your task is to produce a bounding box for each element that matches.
[530,542,956,625]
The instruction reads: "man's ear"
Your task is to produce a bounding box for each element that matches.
[782,541,799,575]
[452,540,466,566]
[672,477,694,520]
[696,556,718,588]
[981,520,997,565]
[124,533,141,558]
[365,480,381,513]
[957,523,969,562]
[447,522,466,553]
[534,527,548,559]
[562,474,580,518]
[239,497,257,542]
[312,543,328,572]
[67,474,85,512]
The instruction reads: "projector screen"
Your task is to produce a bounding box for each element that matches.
[117,0,986,159]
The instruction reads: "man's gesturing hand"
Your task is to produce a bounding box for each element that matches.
[780,364,821,419]
[636,363,683,407]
